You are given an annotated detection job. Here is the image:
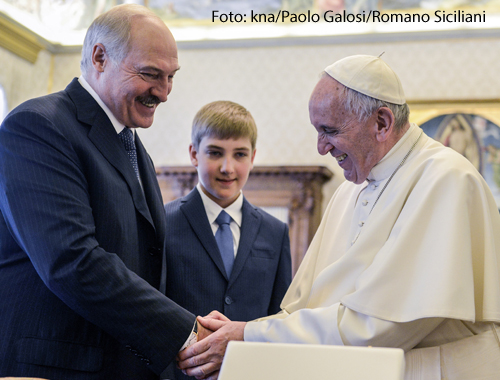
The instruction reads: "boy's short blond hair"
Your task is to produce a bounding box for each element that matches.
[191,101,257,150]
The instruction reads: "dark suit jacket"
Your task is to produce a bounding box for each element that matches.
[0,78,195,380]
[164,187,292,321]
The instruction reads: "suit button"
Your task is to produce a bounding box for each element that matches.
[225,296,233,305]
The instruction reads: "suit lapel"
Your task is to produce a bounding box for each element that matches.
[180,189,229,279]
[66,78,154,229]
[229,198,261,283]
[136,134,165,243]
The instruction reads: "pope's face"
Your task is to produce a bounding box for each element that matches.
[309,76,381,184]
[98,17,179,129]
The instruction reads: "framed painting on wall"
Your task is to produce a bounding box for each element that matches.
[410,100,500,208]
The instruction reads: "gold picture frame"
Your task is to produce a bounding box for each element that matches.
[409,99,500,127]
[409,99,500,208]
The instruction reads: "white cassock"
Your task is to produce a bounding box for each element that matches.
[244,123,500,379]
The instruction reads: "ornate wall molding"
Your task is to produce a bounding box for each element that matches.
[157,165,333,274]
[0,13,44,63]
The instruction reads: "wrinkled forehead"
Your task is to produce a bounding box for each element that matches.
[309,76,344,111]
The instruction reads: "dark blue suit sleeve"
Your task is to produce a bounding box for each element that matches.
[268,223,292,315]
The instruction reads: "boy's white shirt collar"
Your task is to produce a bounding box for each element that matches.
[78,76,133,138]
[196,183,243,227]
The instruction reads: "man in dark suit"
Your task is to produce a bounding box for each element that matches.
[0,4,203,379]
[164,101,292,380]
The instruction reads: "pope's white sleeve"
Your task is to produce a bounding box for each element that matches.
[244,303,444,351]
[245,303,344,344]
[337,306,445,351]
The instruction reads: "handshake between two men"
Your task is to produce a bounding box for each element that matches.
[177,311,246,380]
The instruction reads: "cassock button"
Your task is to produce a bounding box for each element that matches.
[370,184,377,190]
[358,221,364,227]
[362,200,368,206]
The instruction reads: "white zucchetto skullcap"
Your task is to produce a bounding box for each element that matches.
[324,55,406,105]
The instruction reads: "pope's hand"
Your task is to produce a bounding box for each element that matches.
[202,310,231,323]
[177,316,246,380]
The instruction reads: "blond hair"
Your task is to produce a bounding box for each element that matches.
[192,101,257,150]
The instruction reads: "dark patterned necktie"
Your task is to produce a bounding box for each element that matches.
[118,128,140,182]
[215,210,234,277]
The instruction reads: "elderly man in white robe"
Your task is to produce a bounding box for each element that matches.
[178,55,500,380]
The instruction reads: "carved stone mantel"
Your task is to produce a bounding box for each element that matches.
[156,165,333,275]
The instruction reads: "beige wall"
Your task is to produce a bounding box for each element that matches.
[3,31,500,209]
[0,47,51,110]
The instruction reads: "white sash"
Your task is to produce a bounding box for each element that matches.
[405,324,500,380]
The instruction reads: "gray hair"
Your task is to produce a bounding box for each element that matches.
[338,81,410,131]
[80,4,159,76]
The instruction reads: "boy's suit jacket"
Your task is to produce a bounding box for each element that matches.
[164,187,292,322]
[0,78,195,380]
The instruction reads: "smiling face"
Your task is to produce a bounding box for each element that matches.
[93,16,179,129]
[309,76,384,184]
[190,136,256,208]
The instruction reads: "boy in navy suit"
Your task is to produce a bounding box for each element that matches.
[164,101,292,377]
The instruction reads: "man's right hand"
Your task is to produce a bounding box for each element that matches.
[177,315,246,380]
[197,318,214,341]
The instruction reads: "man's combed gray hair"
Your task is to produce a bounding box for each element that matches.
[340,85,410,131]
[80,4,158,76]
